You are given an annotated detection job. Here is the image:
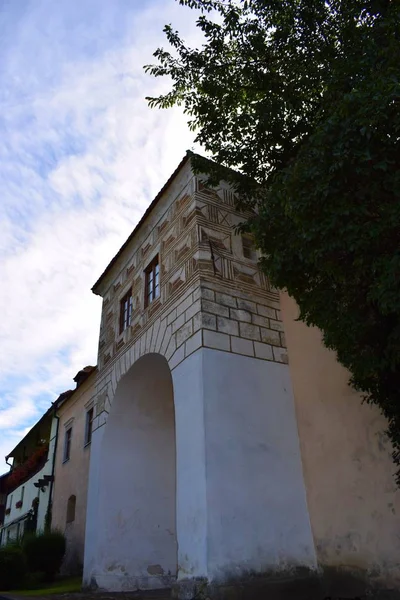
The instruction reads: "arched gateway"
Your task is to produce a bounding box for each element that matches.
[96,353,177,588]
[83,154,316,594]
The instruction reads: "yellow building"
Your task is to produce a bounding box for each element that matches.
[52,366,96,574]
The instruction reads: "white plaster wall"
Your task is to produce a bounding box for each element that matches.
[172,349,208,580]
[201,349,317,581]
[84,345,317,590]
[89,353,177,591]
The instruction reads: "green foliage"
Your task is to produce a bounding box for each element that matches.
[22,530,66,582]
[147,1,400,480]
[0,544,27,590]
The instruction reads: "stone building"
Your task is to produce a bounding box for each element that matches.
[82,152,400,596]
[52,366,96,574]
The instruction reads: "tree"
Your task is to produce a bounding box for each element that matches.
[145,0,400,481]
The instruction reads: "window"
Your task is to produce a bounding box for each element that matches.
[9,494,13,509]
[64,427,72,462]
[119,289,133,333]
[144,255,160,307]
[85,407,94,446]
[242,235,258,261]
[20,486,24,506]
[66,495,76,524]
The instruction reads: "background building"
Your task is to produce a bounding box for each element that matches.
[0,405,59,544]
[52,366,96,574]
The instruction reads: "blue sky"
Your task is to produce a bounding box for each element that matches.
[0,0,200,473]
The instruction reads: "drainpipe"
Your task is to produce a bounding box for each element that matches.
[46,405,60,530]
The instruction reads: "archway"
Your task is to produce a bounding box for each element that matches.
[97,353,177,589]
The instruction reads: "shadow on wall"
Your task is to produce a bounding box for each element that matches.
[94,353,177,589]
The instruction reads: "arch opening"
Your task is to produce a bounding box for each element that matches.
[97,353,177,589]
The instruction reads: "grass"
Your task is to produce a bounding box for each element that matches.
[0,576,82,596]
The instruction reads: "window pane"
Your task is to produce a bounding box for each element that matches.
[155,284,160,298]
[127,299,133,325]
[148,289,153,303]
[120,291,133,333]
[64,428,72,461]
[86,409,93,444]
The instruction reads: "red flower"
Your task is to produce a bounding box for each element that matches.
[16,500,23,509]
[6,445,49,493]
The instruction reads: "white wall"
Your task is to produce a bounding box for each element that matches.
[172,350,208,581]
[84,346,317,591]
[201,349,316,581]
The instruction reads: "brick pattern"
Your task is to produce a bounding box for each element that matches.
[197,284,287,363]
[97,171,199,370]
[93,163,288,433]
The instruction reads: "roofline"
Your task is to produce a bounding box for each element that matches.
[56,366,97,411]
[4,366,98,462]
[91,151,193,295]
[5,401,59,461]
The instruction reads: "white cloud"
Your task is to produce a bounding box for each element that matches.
[0,0,203,473]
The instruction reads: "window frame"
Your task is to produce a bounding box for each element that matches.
[63,427,72,463]
[119,288,133,334]
[84,407,94,447]
[66,494,76,524]
[242,234,258,261]
[144,255,160,307]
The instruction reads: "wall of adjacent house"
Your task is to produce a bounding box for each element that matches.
[281,292,400,586]
[1,416,58,545]
[52,373,96,573]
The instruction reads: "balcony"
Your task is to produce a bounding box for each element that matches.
[6,445,49,493]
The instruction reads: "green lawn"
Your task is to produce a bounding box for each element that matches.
[1,576,82,596]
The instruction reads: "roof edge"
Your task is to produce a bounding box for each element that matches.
[91,151,193,295]
[5,401,58,461]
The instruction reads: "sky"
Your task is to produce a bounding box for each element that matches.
[0,0,202,474]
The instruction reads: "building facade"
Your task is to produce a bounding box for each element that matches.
[0,407,59,545]
[52,366,96,574]
[0,473,9,544]
[83,153,314,592]
[82,152,400,596]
